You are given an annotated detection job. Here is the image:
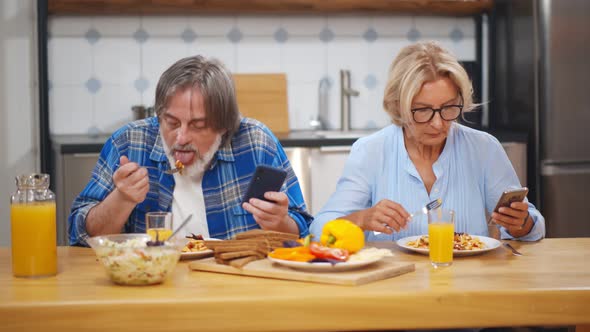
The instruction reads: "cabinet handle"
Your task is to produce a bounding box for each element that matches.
[319,146,352,153]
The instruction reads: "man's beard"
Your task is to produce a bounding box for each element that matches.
[162,134,223,179]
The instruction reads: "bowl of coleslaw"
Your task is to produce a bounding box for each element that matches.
[87,233,181,286]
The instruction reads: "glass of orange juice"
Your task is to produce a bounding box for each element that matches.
[427,208,455,268]
[10,173,57,278]
[146,212,173,241]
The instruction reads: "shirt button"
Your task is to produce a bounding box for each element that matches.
[434,188,439,193]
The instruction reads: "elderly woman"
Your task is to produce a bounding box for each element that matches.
[310,41,545,242]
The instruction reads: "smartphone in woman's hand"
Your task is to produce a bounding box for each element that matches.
[488,187,529,225]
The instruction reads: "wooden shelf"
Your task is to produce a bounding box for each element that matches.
[48,0,493,16]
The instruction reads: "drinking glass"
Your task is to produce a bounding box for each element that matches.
[427,208,455,268]
[146,212,173,241]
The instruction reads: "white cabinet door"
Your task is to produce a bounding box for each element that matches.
[56,153,99,245]
[309,146,351,215]
[284,147,312,211]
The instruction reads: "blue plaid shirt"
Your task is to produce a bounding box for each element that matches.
[68,117,312,246]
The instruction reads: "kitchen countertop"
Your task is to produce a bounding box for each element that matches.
[51,128,529,154]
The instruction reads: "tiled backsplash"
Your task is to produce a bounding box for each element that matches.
[48,15,476,136]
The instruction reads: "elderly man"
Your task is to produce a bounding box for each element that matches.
[68,55,311,246]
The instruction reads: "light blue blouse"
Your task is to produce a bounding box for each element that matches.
[310,123,545,242]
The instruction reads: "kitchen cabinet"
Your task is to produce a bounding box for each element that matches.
[54,152,98,245]
[285,145,351,215]
[48,0,493,16]
[309,146,351,215]
[284,147,312,212]
[501,142,527,186]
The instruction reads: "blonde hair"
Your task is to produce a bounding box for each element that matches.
[383,41,476,126]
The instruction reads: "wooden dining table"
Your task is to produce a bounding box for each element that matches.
[1,238,589,332]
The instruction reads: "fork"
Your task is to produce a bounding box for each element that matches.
[409,198,442,219]
[163,167,182,175]
[503,242,523,256]
[373,198,442,235]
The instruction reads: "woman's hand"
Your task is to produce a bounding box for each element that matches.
[491,201,532,237]
[345,199,411,234]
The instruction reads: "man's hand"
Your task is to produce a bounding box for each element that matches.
[346,199,411,234]
[113,156,149,204]
[242,191,298,234]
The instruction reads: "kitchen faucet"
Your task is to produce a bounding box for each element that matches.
[310,78,330,130]
[340,70,360,131]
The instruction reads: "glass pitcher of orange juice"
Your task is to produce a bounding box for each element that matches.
[10,173,57,277]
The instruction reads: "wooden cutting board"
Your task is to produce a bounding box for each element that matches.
[233,73,290,134]
[189,258,415,286]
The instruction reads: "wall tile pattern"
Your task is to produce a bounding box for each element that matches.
[48,15,476,135]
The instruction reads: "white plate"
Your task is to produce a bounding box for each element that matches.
[396,235,501,257]
[267,256,383,272]
[179,238,219,260]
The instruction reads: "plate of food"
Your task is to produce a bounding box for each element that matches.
[180,236,219,260]
[267,247,393,272]
[396,233,501,256]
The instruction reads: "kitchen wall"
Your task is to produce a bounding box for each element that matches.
[48,15,476,136]
[0,0,39,246]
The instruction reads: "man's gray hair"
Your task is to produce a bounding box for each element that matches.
[154,55,241,143]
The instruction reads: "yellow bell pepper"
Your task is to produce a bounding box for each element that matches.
[320,219,365,254]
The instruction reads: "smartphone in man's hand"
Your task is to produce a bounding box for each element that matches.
[488,187,529,225]
[242,165,287,203]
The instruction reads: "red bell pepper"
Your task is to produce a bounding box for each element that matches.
[309,243,349,262]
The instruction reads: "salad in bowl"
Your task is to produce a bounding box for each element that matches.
[87,233,181,286]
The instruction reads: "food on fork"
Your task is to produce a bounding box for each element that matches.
[175,160,185,174]
[406,232,486,251]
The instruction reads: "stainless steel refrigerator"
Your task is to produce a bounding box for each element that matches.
[491,0,590,237]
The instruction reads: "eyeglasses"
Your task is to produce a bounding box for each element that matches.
[410,104,463,123]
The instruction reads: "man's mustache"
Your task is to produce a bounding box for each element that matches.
[172,144,197,152]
